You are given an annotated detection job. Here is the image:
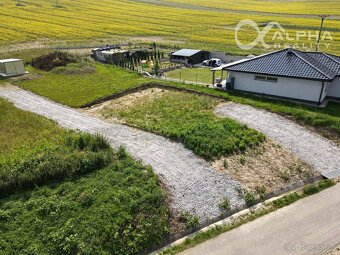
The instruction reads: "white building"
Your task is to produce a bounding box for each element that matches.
[0,59,27,78]
[212,49,340,105]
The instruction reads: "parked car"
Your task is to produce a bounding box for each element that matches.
[202,58,222,67]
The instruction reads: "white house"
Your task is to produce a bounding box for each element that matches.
[0,59,27,78]
[212,48,340,105]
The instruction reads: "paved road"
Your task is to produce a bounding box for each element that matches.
[0,86,243,221]
[215,103,340,178]
[180,183,340,255]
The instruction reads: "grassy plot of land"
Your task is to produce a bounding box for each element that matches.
[0,98,112,196]
[0,99,169,254]
[0,97,66,165]
[17,63,340,143]
[186,85,340,144]
[165,68,221,84]
[88,89,265,160]
[0,150,169,255]
[20,63,147,107]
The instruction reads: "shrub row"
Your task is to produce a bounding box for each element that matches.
[30,51,78,71]
[0,133,112,197]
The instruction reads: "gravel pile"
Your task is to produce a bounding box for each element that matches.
[0,86,244,221]
[215,103,340,177]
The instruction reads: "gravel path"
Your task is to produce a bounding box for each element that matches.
[215,103,340,178]
[0,86,244,221]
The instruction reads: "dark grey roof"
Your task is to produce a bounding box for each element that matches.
[305,52,340,76]
[172,49,202,57]
[226,49,340,81]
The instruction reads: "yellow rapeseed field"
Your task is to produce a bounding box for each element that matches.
[0,0,339,55]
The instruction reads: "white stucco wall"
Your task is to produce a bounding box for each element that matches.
[229,71,324,103]
[327,77,340,98]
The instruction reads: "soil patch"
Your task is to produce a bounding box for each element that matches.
[212,139,317,194]
[87,87,170,123]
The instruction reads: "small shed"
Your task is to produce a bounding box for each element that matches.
[170,49,209,65]
[0,59,27,77]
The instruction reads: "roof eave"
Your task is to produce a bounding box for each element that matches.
[226,69,333,82]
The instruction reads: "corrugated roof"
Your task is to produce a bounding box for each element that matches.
[172,49,202,57]
[225,49,340,81]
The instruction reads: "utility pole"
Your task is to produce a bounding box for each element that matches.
[316,15,330,52]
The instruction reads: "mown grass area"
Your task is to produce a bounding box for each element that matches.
[160,179,336,255]
[19,63,147,107]
[100,90,265,160]
[165,68,221,84]
[0,99,169,254]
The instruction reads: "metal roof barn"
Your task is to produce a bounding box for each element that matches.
[0,59,27,77]
[170,49,209,65]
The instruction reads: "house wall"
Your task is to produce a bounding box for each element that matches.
[0,63,6,74]
[229,71,324,103]
[327,77,340,99]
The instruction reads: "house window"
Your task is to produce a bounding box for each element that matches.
[254,75,266,81]
[266,77,278,83]
[254,75,278,83]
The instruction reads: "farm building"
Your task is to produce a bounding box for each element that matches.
[170,49,209,65]
[0,59,27,77]
[92,46,128,62]
[92,46,152,65]
[212,48,340,105]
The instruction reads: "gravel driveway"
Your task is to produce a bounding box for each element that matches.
[0,86,244,221]
[215,103,340,178]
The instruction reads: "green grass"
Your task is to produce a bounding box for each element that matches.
[165,68,222,84]
[0,98,66,164]
[17,63,340,141]
[20,63,147,107]
[154,81,340,141]
[0,150,169,255]
[0,98,114,197]
[0,98,169,254]
[102,90,265,160]
[160,179,336,255]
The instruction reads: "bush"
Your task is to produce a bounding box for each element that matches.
[272,192,301,209]
[31,51,78,71]
[317,179,335,190]
[219,198,231,211]
[244,190,256,206]
[179,211,200,229]
[303,184,319,195]
[303,179,335,196]
[0,133,112,197]
[255,185,267,200]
